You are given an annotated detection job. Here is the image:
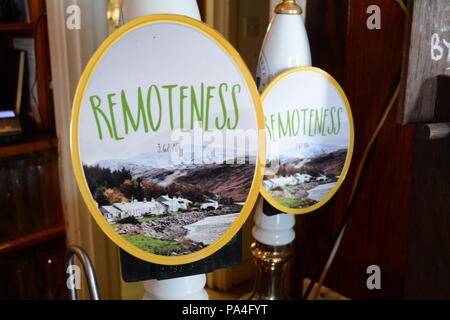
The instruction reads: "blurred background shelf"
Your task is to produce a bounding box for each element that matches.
[0,236,68,300]
[0,0,66,300]
[0,22,33,31]
[0,225,65,255]
[0,137,57,158]
[0,122,58,158]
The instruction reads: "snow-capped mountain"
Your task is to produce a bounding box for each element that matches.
[94,159,147,173]
[94,145,254,176]
[271,143,346,166]
[95,152,193,174]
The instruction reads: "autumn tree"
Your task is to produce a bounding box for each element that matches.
[104,188,128,204]
[120,179,134,198]
[165,183,206,203]
[120,179,144,201]
[141,181,165,200]
[181,184,206,203]
[83,164,133,194]
[166,183,183,198]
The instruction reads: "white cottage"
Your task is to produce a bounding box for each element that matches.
[100,195,195,223]
[100,198,167,222]
[200,200,219,210]
[156,195,192,213]
[263,174,313,191]
[100,205,122,223]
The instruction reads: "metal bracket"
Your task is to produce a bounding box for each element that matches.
[66,245,101,300]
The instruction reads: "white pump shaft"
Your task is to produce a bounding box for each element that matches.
[257,1,311,93]
[122,0,201,23]
[253,0,311,246]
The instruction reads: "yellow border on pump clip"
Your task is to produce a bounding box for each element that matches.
[70,15,266,265]
[259,67,354,215]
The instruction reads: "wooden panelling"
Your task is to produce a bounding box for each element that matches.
[305,0,348,83]
[404,126,450,299]
[295,0,414,299]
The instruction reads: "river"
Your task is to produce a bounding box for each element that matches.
[184,213,239,245]
[307,183,336,202]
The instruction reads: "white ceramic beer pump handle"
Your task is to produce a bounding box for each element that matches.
[122,0,201,23]
[143,274,209,300]
[257,1,311,92]
[253,0,311,245]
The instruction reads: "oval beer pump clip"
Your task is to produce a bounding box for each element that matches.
[70,9,265,275]
[260,67,354,215]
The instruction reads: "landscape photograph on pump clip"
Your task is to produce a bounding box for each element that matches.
[83,144,256,256]
[263,143,348,209]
